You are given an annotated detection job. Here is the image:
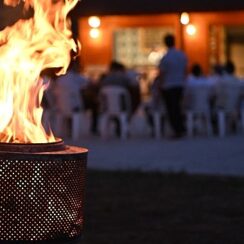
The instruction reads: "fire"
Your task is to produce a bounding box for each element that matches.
[0,0,79,143]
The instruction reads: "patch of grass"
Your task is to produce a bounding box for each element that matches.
[82,170,244,244]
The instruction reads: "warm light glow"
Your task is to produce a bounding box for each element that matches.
[186,24,197,36]
[89,28,100,39]
[88,16,101,28]
[180,12,190,25]
[148,50,164,65]
[0,0,79,143]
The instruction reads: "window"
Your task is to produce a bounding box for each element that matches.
[113,27,174,68]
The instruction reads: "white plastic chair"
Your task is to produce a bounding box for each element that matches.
[53,90,86,140]
[185,85,213,137]
[215,83,241,137]
[54,111,86,140]
[99,86,131,139]
[151,98,166,139]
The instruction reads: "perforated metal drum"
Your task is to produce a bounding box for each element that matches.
[0,140,87,243]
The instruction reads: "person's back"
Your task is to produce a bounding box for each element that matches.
[102,72,131,88]
[215,61,241,111]
[208,64,223,87]
[101,60,139,116]
[159,48,187,89]
[101,61,131,89]
[186,63,212,87]
[185,64,213,113]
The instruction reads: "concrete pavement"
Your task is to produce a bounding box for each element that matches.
[66,134,244,177]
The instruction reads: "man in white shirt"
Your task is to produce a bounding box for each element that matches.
[158,34,188,138]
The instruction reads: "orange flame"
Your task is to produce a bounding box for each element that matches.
[0,0,79,143]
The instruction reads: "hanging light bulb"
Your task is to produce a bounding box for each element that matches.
[186,24,197,36]
[88,16,101,28]
[89,28,100,39]
[180,12,190,25]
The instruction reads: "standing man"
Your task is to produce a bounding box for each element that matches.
[158,33,188,138]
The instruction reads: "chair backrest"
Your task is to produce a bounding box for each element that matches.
[55,76,84,116]
[216,82,241,113]
[100,86,131,115]
[185,84,211,113]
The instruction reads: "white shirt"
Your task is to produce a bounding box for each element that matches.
[187,74,213,87]
[184,75,213,112]
[158,47,187,89]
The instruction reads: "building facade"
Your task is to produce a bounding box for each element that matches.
[78,10,244,79]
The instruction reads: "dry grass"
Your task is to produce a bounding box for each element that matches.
[82,170,244,244]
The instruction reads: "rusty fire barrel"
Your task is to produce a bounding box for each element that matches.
[0,141,87,243]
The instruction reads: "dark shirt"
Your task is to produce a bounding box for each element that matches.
[101,71,131,89]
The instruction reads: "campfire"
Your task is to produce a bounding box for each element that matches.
[0,0,88,243]
[0,0,78,143]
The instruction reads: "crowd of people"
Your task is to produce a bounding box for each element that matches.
[42,59,141,138]
[145,34,244,139]
[42,34,244,140]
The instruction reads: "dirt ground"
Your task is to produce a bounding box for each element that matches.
[82,170,244,244]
